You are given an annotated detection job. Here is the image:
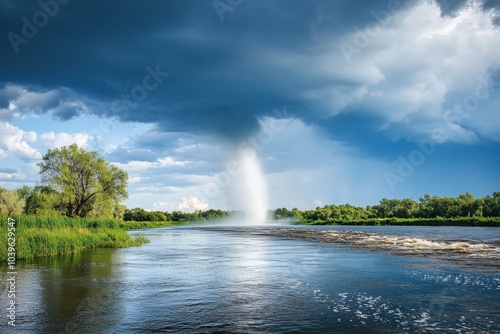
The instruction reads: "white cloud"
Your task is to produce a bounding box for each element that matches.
[0,122,42,160]
[40,132,93,149]
[22,130,37,142]
[129,176,147,184]
[0,172,25,181]
[336,1,500,143]
[153,196,209,212]
[266,1,500,143]
[0,84,92,121]
[178,196,209,211]
[113,156,190,172]
[114,160,156,172]
[426,122,480,144]
[0,121,97,161]
[158,156,188,167]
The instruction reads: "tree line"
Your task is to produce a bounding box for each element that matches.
[4,187,499,223]
[123,207,229,223]
[273,192,500,222]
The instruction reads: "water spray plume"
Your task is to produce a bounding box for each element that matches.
[230,150,269,225]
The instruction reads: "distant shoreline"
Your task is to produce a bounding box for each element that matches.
[295,217,500,227]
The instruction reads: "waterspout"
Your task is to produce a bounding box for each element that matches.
[230,150,269,225]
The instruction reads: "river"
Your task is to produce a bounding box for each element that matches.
[1,224,499,333]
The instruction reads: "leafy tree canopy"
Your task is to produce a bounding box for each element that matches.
[0,187,25,216]
[38,144,128,218]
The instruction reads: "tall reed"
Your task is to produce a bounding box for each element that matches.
[0,216,148,261]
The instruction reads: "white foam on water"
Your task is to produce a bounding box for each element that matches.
[253,258,499,333]
[317,291,497,333]
[281,229,500,260]
[405,270,500,290]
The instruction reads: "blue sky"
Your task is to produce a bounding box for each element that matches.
[1,0,499,212]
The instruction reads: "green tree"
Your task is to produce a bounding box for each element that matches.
[374,198,396,218]
[391,198,418,218]
[171,211,188,222]
[316,205,332,220]
[113,203,127,220]
[274,207,293,219]
[291,208,303,220]
[124,208,149,221]
[483,193,500,217]
[24,186,63,216]
[38,144,128,218]
[86,194,115,219]
[17,185,32,202]
[0,188,25,216]
[458,192,475,217]
[149,211,167,222]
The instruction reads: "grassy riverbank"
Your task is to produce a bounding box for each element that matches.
[120,220,184,230]
[120,219,221,230]
[297,217,500,226]
[0,216,149,262]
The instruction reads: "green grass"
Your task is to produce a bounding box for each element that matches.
[3,215,121,229]
[0,216,149,262]
[120,219,220,230]
[119,220,184,230]
[297,217,500,226]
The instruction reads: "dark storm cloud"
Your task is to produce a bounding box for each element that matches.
[483,0,500,10]
[434,0,469,16]
[0,96,9,109]
[0,0,415,140]
[1,0,499,140]
[51,103,80,121]
[435,0,500,23]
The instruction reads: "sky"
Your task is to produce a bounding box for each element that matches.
[0,0,499,212]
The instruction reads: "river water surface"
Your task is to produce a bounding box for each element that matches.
[1,225,499,333]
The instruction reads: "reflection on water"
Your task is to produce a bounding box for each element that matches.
[1,249,124,333]
[1,225,499,333]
